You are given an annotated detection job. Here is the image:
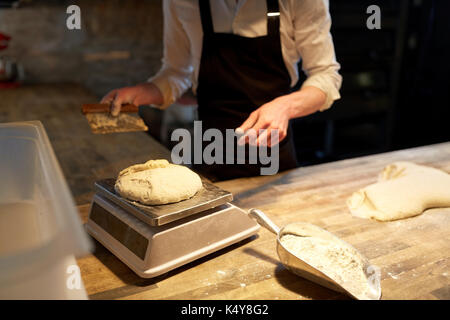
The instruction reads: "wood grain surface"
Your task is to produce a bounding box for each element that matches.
[76,142,450,300]
[0,84,170,204]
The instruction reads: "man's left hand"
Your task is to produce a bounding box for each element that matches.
[236,95,292,147]
[236,86,327,147]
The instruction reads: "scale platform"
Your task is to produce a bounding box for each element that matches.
[86,179,260,278]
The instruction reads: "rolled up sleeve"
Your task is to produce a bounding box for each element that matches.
[293,0,342,111]
[148,0,193,109]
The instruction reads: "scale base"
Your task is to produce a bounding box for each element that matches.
[86,194,260,278]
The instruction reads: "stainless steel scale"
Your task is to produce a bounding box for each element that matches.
[86,178,260,278]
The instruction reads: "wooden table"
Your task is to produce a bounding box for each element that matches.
[77,142,450,300]
[0,84,170,204]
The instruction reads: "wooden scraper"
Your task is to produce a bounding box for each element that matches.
[81,103,148,134]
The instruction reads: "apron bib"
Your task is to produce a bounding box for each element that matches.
[195,0,298,181]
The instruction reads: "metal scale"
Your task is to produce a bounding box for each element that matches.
[86,178,260,278]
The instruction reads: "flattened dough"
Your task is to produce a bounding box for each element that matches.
[347,162,450,221]
[115,159,203,205]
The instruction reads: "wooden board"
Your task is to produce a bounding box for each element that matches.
[76,142,450,300]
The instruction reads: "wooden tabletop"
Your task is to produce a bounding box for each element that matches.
[0,84,171,205]
[77,142,450,300]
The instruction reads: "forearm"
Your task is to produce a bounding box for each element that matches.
[135,82,164,106]
[283,86,327,120]
[147,0,193,109]
[293,0,342,112]
[148,67,192,109]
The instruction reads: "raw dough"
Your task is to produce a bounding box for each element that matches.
[347,162,450,221]
[115,159,203,205]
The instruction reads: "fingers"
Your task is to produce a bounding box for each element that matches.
[111,96,124,117]
[236,104,289,147]
[251,116,270,133]
[236,111,258,146]
[237,111,259,132]
[100,89,129,117]
[241,116,269,146]
[238,126,286,147]
[100,90,117,105]
[237,128,257,146]
[256,128,287,147]
[100,89,122,117]
[255,129,270,147]
[237,111,272,146]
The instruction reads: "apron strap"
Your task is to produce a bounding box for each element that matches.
[199,0,214,36]
[199,0,281,37]
[266,0,281,37]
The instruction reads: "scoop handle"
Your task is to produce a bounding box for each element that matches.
[248,208,280,235]
[82,103,139,114]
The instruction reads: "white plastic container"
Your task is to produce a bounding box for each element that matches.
[0,121,92,299]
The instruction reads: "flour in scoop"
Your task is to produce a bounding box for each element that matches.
[280,234,371,298]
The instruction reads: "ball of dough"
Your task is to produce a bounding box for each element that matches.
[115,159,203,205]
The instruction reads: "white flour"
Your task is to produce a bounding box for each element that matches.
[280,234,371,298]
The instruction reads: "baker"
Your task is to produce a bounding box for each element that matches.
[101,0,342,181]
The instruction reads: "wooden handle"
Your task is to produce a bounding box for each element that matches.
[81,103,139,114]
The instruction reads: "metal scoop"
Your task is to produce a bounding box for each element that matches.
[248,209,381,300]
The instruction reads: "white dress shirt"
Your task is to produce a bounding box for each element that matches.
[149,0,342,111]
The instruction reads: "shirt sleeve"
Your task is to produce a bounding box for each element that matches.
[148,0,194,109]
[292,0,342,111]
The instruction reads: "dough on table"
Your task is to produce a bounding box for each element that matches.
[347,162,450,221]
[115,159,203,205]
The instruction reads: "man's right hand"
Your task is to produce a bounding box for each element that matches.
[100,82,164,116]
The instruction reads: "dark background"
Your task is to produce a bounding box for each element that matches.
[294,0,450,165]
[0,0,449,165]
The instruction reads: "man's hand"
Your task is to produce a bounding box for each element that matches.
[100,82,164,116]
[237,96,292,147]
[236,86,327,147]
